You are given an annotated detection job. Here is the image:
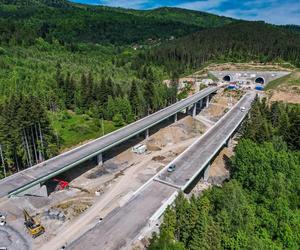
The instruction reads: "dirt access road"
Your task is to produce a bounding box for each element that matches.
[40,118,202,250]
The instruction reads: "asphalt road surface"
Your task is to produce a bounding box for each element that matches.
[70,181,177,250]
[158,92,255,188]
[68,92,255,250]
[0,87,218,198]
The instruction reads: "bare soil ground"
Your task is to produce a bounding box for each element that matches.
[190,63,294,78]
[0,88,238,250]
[200,89,243,122]
[268,71,300,104]
[130,89,242,249]
[270,89,300,104]
[187,136,237,199]
[36,116,204,249]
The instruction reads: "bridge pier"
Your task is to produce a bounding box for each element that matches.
[205,96,209,107]
[97,153,103,166]
[204,163,211,181]
[198,99,203,110]
[192,103,197,117]
[145,128,149,139]
[186,107,189,114]
[174,113,178,122]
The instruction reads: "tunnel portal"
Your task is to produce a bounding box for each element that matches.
[223,75,231,82]
[255,77,265,84]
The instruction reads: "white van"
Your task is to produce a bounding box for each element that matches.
[132,144,147,154]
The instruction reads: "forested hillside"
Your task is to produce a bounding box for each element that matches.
[149,99,300,249]
[0,0,232,45]
[141,21,300,73]
[0,0,299,179]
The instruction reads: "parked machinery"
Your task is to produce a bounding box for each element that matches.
[23,209,45,238]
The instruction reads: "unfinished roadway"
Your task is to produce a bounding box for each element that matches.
[0,87,218,198]
[69,92,255,250]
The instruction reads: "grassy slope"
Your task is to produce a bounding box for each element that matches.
[266,70,300,90]
[49,111,117,150]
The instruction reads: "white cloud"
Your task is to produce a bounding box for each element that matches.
[78,0,300,25]
[172,0,300,25]
[211,2,300,25]
[98,0,149,9]
[176,0,226,11]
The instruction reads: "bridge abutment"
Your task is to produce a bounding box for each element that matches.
[14,183,48,197]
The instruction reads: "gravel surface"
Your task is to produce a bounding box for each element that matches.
[0,225,30,250]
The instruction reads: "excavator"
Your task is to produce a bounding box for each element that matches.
[23,209,45,238]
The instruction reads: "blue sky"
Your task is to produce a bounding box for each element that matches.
[71,0,300,25]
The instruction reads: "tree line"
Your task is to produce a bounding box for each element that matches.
[139,21,300,74]
[149,98,300,249]
[54,63,178,120]
[0,94,58,178]
[0,63,178,178]
[0,0,216,46]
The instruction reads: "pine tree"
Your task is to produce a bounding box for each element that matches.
[129,79,145,118]
[64,72,75,109]
[160,206,176,240]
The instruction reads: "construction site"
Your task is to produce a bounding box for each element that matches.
[8,59,297,249]
[0,64,293,249]
[0,81,247,250]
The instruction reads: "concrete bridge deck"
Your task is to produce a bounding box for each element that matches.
[0,87,218,198]
[69,92,255,249]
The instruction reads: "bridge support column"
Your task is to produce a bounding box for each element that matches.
[145,128,149,139]
[97,153,103,166]
[198,99,203,110]
[205,96,209,107]
[186,107,189,114]
[192,103,197,117]
[204,163,211,181]
[174,113,178,122]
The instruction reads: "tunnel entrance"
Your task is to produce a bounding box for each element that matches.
[255,77,265,84]
[223,75,231,82]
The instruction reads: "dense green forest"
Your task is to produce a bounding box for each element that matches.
[0,42,178,176]
[0,0,232,45]
[148,98,300,249]
[0,0,300,179]
[141,21,300,73]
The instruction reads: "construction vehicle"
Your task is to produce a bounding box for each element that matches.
[52,178,69,191]
[23,209,45,238]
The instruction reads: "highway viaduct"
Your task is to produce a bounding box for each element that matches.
[69,92,255,250]
[0,86,218,198]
